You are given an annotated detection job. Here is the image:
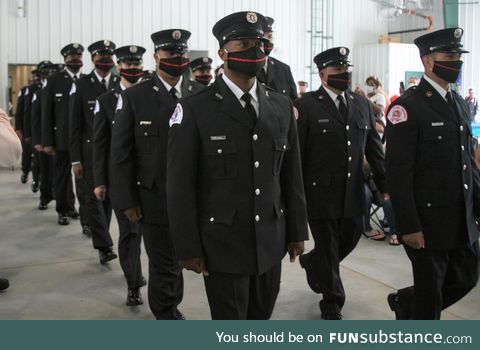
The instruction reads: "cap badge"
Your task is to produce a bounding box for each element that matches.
[172,30,182,40]
[130,46,138,53]
[454,28,462,39]
[340,47,347,55]
[73,43,80,49]
[202,57,209,63]
[104,40,111,47]
[246,12,258,24]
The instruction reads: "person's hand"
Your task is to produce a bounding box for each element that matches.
[180,257,209,276]
[382,193,390,201]
[124,206,142,223]
[402,231,425,249]
[43,146,56,156]
[94,186,107,201]
[288,241,305,262]
[15,130,23,140]
[72,163,83,179]
[34,144,43,152]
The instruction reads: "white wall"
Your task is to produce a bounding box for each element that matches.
[353,43,423,96]
[308,0,388,89]
[459,2,480,96]
[6,0,310,86]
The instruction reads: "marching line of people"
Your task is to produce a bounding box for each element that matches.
[7,10,479,320]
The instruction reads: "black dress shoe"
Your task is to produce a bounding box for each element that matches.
[299,253,322,294]
[388,292,409,320]
[38,202,48,210]
[99,248,118,265]
[173,309,186,320]
[20,173,28,184]
[67,210,80,219]
[321,312,343,320]
[0,278,9,291]
[31,181,39,193]
[126,288,143,306]
[82,225,92,238]
[57,214,70,226]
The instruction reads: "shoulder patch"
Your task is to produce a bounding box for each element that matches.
[115,95,123,112]
[18,90,22,97]
[69,83,76,95]
[387,105,408,125]
[94,100,100,115]
[42,80,47,88]
[169,103,183,127]
[25,87,29,96]
[32,93,37,103]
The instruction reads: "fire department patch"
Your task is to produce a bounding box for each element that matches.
[169,103,183,127]
[387,105,408,125]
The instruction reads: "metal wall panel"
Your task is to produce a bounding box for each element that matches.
[7,0,311,85]
[6,0,394,94]
[459,3,479,96]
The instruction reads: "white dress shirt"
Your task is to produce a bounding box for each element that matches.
[222,73,260,117]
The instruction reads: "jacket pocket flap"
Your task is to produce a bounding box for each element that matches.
[274,137,290,151]
[356,118,372,130]
[135,124,159,136]
[204,140,237,155]
[201,205,237,226]
[423,126,451,141]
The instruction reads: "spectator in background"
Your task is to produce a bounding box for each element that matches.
[0,107,22,291]
[0,108,22,169]
[365,76,387,122]
[465,88,478,123]
[407,76,419,88]
[297,80,309,98]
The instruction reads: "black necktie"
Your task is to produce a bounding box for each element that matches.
[101,78,107,91]
[170,87,178,102]
[241,93,257,126]
[337,95,348,122]
[446,92,455,107]
[73,75,78,82]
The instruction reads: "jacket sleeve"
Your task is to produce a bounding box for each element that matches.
[31,92,42,146]
[68,82,83,163]
[294,98,309,163]
[15,90,25,132]
[287,66,298,101]
[41,77,55,147]
[23,90,33,139]
[92,97,110,188]
[280,100,309,243]
[365,101,387,193]
[110,93,140,211]
[385,103,422,236]
[166,102,204,260]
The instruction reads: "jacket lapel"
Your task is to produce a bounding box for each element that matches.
[216,77,254,130]
[318,86,345,125]
[152,73,175,110]
[180,78,196,98]
[265,58,275,87]
[345,90,358,124]
[108,74,119,89]
[89,71,107,96]
[420,78,458,124]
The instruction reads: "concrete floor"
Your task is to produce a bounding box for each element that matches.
[0,168,479,320]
